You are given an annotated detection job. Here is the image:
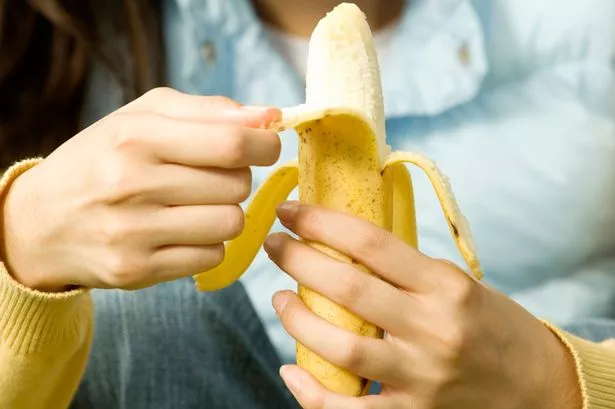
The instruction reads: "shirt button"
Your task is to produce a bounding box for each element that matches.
[457,42,471,66]
[201,41,217,67]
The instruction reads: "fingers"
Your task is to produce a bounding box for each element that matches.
[120,87,282,128]
[150,244,225,281]
[149,164,252,205]
[272,291,406,386]
[147,205,244,246]
[279,365,384,409]
[274,201,447,293]
[113,113,281,168]
[94,244,226,289]
[264,232,415,337]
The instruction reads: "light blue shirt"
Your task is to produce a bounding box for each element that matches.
[87,0,615,363]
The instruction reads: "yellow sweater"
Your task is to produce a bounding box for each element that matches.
[1,160,615,409]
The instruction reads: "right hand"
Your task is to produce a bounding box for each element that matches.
[0,88,282,292]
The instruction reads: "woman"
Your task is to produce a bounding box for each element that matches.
[1,0,614,408]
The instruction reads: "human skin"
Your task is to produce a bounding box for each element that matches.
[265,201,582,409]
[0,88,282,292]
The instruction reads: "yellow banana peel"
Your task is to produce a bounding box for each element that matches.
[194,2,483,397]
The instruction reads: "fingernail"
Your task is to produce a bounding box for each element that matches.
[277,201,300,223]
[280,365,302,394]
[272,291,290,314]
[264,233,284,254]
[242,106,282,129]
[241,105,273,112]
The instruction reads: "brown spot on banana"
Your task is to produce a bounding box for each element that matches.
[296,114,387,396]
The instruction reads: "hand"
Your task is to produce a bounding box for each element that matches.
[1,88,281,292]
[264,201,582,409]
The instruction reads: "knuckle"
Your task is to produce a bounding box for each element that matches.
[430,320,468,367]
[233,168,253,202]
[423,360,458,397]
[356,229,387,255]
[278,298,299,327]
[99,215,132,245]
[430,259,475,301]
[144,86,177,100]
[222,205,245,239]
[281,306,307,340]
[435,258,465,278]
[193,244,226,272]
[206,95,237,107]
[106,112,132,145]
[335,273,367,306]
[195,96,239,118]
[438,325,466,358]
[301,208,324,231]
[446,274,476,305]
[110,112,150,151]
[339,337,365,370]
[98,156,138,202]
[261,131,281,165]
[220,128,248,166]
[207,244,226,268]
[103,253,147,288]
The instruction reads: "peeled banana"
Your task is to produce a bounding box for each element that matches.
[194,2,483,397]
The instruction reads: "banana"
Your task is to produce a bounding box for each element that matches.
[194,2,483,397]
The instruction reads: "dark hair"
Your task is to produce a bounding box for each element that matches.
[0,0,162,169]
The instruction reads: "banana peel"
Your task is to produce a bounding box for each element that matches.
[194,2,483,397]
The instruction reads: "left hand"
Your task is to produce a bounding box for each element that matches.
[263,201,582,409]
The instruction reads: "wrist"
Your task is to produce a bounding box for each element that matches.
[540,325,583,409]
[0,160,66,292]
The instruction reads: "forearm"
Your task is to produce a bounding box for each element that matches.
[0,160,94,409]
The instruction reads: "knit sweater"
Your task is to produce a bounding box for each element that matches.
[1,160,615,409]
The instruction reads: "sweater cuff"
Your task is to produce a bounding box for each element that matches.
[0,157,43,192]
[545,322,615,409]
[0,263,91,354]
[1,158,92,354]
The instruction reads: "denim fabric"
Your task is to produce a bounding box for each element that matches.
[70,277,615,408]
[71,278,299,409]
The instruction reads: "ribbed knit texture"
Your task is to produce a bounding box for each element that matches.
[0,159,93,409]
[547,322,615,409]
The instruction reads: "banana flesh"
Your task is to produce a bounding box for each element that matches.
[193,2,483,396]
